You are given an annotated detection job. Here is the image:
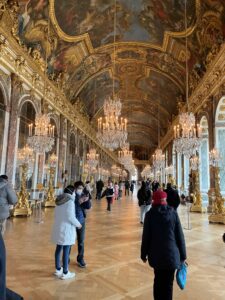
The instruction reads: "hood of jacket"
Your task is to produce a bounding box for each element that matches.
[55,193,74,206]
[151,204,173,222]
[0,178,8,190]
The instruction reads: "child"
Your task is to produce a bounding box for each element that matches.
[52,185,82,280]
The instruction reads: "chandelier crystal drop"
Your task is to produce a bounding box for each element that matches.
[152,148,165,171]
[27,114,55,154]
[174,113,202,157]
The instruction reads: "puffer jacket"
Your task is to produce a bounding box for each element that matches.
[52,193,81,246]
[0,179,17,220]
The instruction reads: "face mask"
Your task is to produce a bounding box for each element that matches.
[77,189,83,195]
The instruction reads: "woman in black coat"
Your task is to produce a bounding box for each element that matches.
[141,189,186,300]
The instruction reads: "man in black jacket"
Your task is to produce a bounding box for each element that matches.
[96,179,104,200]
[141,189,186,300]
[165,183,180,210]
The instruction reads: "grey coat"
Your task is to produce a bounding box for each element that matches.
[0,179,18,220]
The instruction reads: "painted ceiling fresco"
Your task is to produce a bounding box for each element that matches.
[54,0,196,48]
[78,71,120,118]
[14,0,225,158]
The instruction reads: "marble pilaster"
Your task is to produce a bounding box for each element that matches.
[5,74,22,185]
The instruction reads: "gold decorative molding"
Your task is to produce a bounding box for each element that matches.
[0,31,118,163]
[49,0,200,55]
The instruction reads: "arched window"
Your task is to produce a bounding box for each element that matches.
[215,97,225,195]
[0,88,5,172]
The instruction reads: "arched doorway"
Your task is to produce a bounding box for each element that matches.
[16,101,36,189]
[215,97,225,196]
[199,116,210,204]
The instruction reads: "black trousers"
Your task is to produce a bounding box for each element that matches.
[153,269,175,300]
[76,221,86,262]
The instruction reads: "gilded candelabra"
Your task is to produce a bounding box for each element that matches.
[209,166,225,224]
[44,153,58,207]
[190,168,206,213]
[13,163,32,217]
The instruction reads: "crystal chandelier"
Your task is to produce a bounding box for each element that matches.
[174,113,202,157]
[96,1,128,151]
[165,164,174,176]
[152,148,165,171]
[97,98,128,151]
[17,145,34,165]
[27,114,55,154]
[118,142,133,166]
[173,0,202,157]
[209,148,221,167]
[86,148,99,169]
[141,164,151,178]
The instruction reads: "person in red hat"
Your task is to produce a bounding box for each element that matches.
[141,188,187,300]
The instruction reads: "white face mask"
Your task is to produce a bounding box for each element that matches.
[76,189,83,195]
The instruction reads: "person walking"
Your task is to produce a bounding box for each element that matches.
[118,180,123,199]
[137,181,152,224]
[0,175,17,236]
[96,179,104,200]
[114,182,119,200]
[74,181,92,268]
[165,183,180,210]
[52,185,82,280]
[141,189,187,300]
[125,180,130,196]
[102,181,114,211]
[130,181,134,196]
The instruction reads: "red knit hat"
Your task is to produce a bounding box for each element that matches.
[153,190,167,206]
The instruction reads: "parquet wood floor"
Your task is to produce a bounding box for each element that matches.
[4,192,225,300]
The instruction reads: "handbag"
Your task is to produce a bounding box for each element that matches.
[176,262,188,290]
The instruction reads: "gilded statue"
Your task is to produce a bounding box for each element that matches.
[205,43,221,67]
[31,48,46,72]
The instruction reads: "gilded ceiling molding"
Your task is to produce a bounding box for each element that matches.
[0,30,118,163]
[49,0,200,55]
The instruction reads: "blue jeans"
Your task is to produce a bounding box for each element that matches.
[55,245,71,274]
[76,222,85,262]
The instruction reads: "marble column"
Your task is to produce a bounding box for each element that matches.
[5,74,22,185]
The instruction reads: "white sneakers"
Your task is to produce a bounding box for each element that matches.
[60,271,75,280]
[54,268,63,277]
[54,268,75,280]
